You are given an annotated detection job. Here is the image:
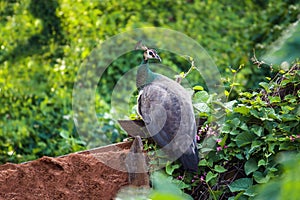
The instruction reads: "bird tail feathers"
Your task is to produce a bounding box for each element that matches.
[179,149,199,172]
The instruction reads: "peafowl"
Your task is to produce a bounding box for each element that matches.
[135,42,199,172]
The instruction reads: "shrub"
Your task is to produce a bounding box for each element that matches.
[0,0,299,164]
[166,62,299,199]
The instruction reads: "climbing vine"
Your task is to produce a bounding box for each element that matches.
[164,61,300,199]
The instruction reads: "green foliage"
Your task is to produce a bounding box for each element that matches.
[0,2,299,200]
[115,171,193,200]
[228,178,253,193]
[166,62,299,199]
[0,0,299,165]
[254,153,300,200]
[150,172,193,200]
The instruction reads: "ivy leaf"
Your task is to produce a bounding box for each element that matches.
[198,159,208,166]
[234,105,250,115]
[165,162,180,176]
[259,82,271,93]
[268,143,276,154]
[205,171,218,183]
[265,107,281,120]
[253,171,270,183]
[269,96,281,103]
[247,140,262,158]
[251,125,264,137]
[239,92,253,98]
[226,117,241,131]
[228,178,253,192]
[193,85,204,91]
[235,132,256,147]
[193,91,210,103]
[244,185,258,197]
[224,100,237,111]
[59,130,69,139]
[281,114,297,122]
[279,142,297,151]
[250,109,270,121]
[239,122,249,131]
[222,124,232,133]
[244,158,258,175]
[258,159,266,167]
[171,178,191,190]
[214,165,227,173]
[193,103,210,113]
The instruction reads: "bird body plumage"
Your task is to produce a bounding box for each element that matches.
[135,44,199,172]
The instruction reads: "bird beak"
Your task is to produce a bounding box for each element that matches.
[156,54,162,62]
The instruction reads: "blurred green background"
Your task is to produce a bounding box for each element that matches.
[0,0,299,163]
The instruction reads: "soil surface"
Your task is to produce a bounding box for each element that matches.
[0,151,129,200]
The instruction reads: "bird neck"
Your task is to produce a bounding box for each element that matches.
[136,60,156,89]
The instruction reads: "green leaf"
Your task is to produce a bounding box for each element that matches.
[281,105,295,114]
[231,118,241,128]
[259,82,271,93]
[193,85,204,91]
[193,103,210,113]
[244,158,258,175]
[224,100,237,111]
[193,91,209,103]
[235,153,244,160]
[214,165,227,173]
[230,129,240,136]
[150,172,193,199]
[228,178,253,192]
[258,159,266,167]
[198,159,208,166]
[165,162,180,176]
[219,133,228,147]
[244,185,258,197]
[269,96,281,103]
[224,90,230,97]
[281,114,297,122]
[150,193,187,200]
[265,76,271,81]
[235,132,256,147]
[234,105,250,115]
[247,141,262,158]
[268,143,276,154]
[249,109,260,118]
[239,92,253,98]
[250,109,270,121]
[265,107,281,120]
[222,124,232,133]
[239,122,249,131]
[205,171,218,183]
[279,142,297,151]
[253,171,270,184]
[59,131,69,139]
[171,179,191,190]
[254,181,281,200]
[251,125,264,137]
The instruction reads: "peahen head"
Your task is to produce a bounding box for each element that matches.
[135,41,161,89]
[135,41,161,63]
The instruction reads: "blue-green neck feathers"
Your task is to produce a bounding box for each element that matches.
[136,59,157,90]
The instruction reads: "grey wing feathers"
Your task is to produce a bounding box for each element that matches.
[138,75,199,171]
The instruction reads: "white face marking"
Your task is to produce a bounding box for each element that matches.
[147,50,155,58]
[146,49,160,60]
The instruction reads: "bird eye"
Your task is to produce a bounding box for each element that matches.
[149,51,154,56]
